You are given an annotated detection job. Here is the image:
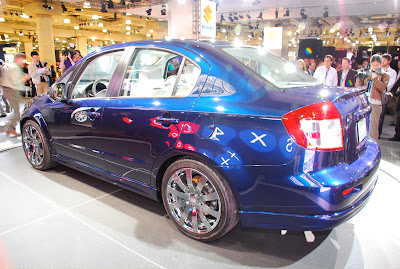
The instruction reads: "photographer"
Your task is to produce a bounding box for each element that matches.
[356,54,389,141]
[28,51,50,96]
[59,49,78,73]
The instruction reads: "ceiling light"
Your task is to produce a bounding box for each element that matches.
[149,29,153,33]
[102,29,107,32]
[64,18,70,23]
[323,7,328,18]
[61,3,67,12]
[101,2,107,13]
[21,13,29,19]
[146,8,152,16]
[74,26,79,30]
[83,2,91,8]
[284,8,289,17]
[146,33,151,37]
[92,15,99,20]
[126,19,131,24]
[126,32,130,35]
[0,17,4,22]
[98,22,104,27]
[107,0,114,9]
[126,26,131,30]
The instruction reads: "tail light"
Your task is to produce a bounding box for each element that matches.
[282,101,344,151]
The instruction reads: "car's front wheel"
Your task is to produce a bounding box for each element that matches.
[161,158,239,241]
[22,120,56,170]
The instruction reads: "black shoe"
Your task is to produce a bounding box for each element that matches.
[390,123,396,126]
[389,136,400,141]
[0,114,6,117]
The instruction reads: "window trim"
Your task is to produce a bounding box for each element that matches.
[67,48,126,100]
[114,47,201,99]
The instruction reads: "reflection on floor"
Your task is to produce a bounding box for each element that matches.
[0,100,399,268]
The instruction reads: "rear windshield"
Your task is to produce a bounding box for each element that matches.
[219,46,321,89]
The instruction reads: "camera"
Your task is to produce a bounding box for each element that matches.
[62,49,76,57]
[43,61,48,67]
[356,67,371,79]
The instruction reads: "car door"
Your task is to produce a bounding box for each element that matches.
[101,46,210,186]
[43,49,125,170]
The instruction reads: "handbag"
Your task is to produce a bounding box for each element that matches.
[381,90,391,105]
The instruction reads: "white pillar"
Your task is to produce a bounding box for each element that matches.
[168,0,195,39]
[36,14,56,68]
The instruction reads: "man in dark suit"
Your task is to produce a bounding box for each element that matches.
[389,62,400,141]
[337,57,357,87]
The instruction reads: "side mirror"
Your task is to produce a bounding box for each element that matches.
[52,83,68,102]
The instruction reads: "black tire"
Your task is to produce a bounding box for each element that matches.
[161,158,239,241]
[22,120,56,170]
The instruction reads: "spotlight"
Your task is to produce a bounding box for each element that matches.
[146,7,152,16]
[101,2,107,12]
[220,14,225,22]
[323,7,328,18]
[233,13,238,21]
[300,9,307,20]
[248,23,253,30]
[108,0,114,9]
[161,5,166,16]
[239,15,244,20]
[246,13,251,19]
[43,0,53,10]
[284,8,289,17]
[257,11,263,20]
[253,0,261,5]
[275,20,281,27]
[61,3,67,12]
[255,22,259,29]
[228,14,234,22]
[359,30,362,36]
[75,8,83,11]
[275,9,278,19]
[114,12,117,21]
[386,28,390,36]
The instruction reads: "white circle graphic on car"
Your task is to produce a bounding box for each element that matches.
[74,111,88,123]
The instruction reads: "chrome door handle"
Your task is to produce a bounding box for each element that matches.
[87,111,101,118]
[156,116,179,124]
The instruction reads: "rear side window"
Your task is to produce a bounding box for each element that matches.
[118,49,200,98]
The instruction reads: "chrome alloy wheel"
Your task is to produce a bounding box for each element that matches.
[23,125,45,166]
[166,168,221,234]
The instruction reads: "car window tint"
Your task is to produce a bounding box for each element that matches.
[119,49,183,97]
[172,59,201,97]
[70,50,123,99]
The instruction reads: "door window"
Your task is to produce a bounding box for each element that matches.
[70,50,123,99]
[118,49,200,98]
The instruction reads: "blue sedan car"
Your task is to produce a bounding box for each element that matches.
[20,40,380,241]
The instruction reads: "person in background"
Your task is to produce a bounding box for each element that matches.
[50,65,57,85]
[308,61,316,76]
[314,55,338,86]
[356,54,389,141]
[361,57,369,69]
[303,57,310,69]
[335,58,342,71]
[378,53,397,137]
[75,50,83,61]
[58,49,78,73]
[28,51,50,96]
[390,60,400,127]
[389,61,400,141]
[297,59,307,72]
[22,62,32,97]
[337,57,357,87]
[0,53,30,137]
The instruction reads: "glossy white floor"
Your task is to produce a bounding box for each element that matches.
[0,101,399,269]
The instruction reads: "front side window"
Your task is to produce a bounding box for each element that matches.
[70,50,123,99]
[119,49,200,98]
[219,46,321,89]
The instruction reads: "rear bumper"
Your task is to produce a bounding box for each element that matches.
[238,138,380,231]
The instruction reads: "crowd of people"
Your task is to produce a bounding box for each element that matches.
[0,49,83,137]
[297,53,400,141]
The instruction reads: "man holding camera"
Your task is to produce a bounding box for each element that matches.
[28,51,51,96]
[356,54,389,141]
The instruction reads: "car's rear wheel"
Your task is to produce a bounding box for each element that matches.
[22,120,56,170]
[161,158,239,241]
